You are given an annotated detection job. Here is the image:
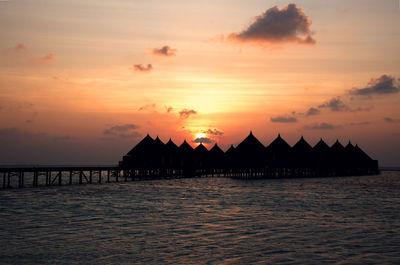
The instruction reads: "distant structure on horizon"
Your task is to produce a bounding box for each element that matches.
[120,131,379,179]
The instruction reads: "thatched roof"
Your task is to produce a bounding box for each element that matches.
[179,140,194,152]
[292,136,312,152]
[127,134,154,156]
[236,131,265,153]
[313,138,330,152]
[210,143,224,155]
[226,145,235,153]
[354,144,373,161]
[266,134,291,152]
[165,138,178,152]
[194,143,208,153]
[331,139,344,151]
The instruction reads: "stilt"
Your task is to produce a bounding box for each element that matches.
[98,170,102,183]
[89,170,92,184]
[69,171,73,185]
[58,171,62,186]
[7,172,11,188]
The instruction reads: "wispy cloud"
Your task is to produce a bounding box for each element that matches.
[103,124,141,138]
[179,109,197,119]
[318,98,348,112]
[193,137,213,144]
[350,75,399,96]
[384,117,400,123]
[305,107,320,116]
[204,128,224,136]
[138,103,157,112]
[152,46,176,57]
[4,43,26,54]
[30,53,56,64]
[270,115,297,123]
[229,3,315,45]
[304,122,341,130]
[133,64,153,72]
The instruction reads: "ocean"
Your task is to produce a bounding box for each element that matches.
[1,172,399,264]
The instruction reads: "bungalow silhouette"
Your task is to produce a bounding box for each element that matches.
[120,132,379,179]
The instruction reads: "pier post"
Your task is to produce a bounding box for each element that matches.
[116,170,119,182]
[7,172,11,188]
[98,170,102,183]
[18,171,22,188]
[58,170,62,186]
[79,171,83,184]
[107,170,110,183]
[33,171,37,187]
[89,170,93,184]
[69,171,72,185]
[3,172,6,188]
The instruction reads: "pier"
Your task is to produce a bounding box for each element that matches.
[0,131,380,189]
[0,166,121,189]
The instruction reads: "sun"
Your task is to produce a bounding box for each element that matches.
[195,132,206,139]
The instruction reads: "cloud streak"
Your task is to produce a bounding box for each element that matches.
[133,64,153,72]
[350,75,399,96]
[4,43,26,54]
[179,109,197,119]
[229,3,315,45]
[103,124,141,138]
[304,122,341,130]
[270,115,297,123]
[204,128,224,136]
[193,137,213,144]
[152,46,176,57]
[318,98,348,112]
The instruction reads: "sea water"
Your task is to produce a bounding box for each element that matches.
[0,172,399,264]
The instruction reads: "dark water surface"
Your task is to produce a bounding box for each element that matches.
[1,172,400,264]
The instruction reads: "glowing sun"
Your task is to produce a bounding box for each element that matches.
[195,132,206,139]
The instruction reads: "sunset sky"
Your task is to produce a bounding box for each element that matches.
[0,0,399,166]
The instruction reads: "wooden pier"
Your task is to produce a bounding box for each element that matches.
[0,166,121,189]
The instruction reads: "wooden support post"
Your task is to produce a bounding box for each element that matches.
[124,170,128,182]
[7,172,11,188]
[89,170,93,184]
[58,171,62,186]
[69,171,73,185]
[18,171,22,188]
[21,171,24,188]
[46,171,49,186]
[98,170,102,183]
[79,171,83,184]
[33,171,38,187]
[116,170,119,182]
[2,172,6,188]
[107,170,110,183]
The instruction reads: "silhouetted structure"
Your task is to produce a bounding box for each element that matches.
[0,131,380,189]
[120,132,379,179]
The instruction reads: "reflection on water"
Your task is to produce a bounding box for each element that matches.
[1,172,400,264]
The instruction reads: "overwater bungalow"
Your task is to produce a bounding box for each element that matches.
[119,131,379,179]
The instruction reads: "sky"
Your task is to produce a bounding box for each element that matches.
[0,0,399,166]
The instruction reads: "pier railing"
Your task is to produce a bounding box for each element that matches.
[0,166,120,189]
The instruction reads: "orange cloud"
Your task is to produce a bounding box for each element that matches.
[29,53,56,64]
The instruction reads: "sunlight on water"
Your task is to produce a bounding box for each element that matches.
[1,172,400,264]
